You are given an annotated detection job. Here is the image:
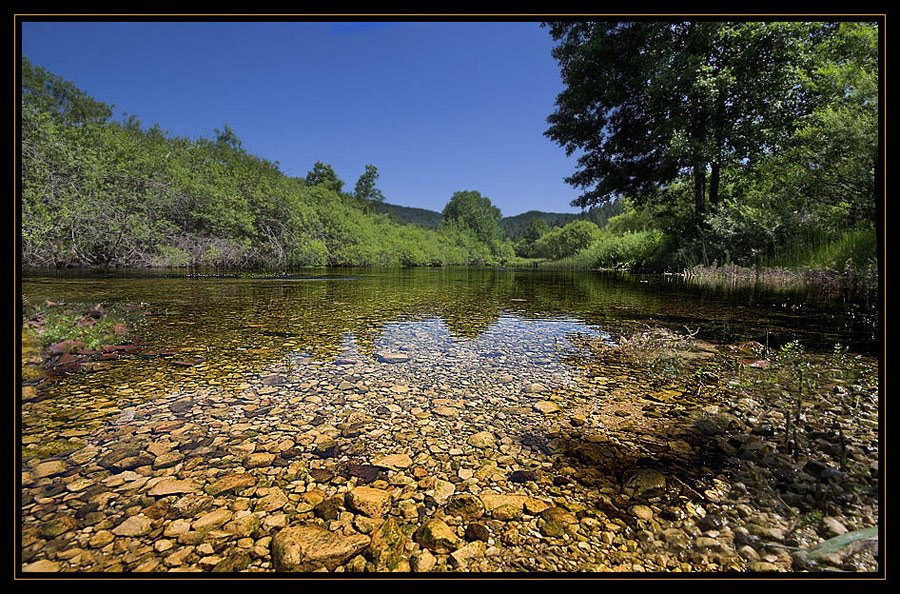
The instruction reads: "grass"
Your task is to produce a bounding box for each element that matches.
[539,230,666,271]
[766,227,877,272]
[24,302,132,351]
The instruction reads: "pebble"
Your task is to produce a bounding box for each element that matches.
[18,320,878,574]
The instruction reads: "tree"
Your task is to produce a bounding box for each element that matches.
[439,190,504,246]
[214,123,243,151]
[787,22,877,226]
[544,21,814,220]
[523,218,549,243]
[305,161,344,193]
[22,56,113,124]
[353,164,385,204]
[533,220,600,260]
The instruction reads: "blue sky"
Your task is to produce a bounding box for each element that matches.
[21,21,584,216]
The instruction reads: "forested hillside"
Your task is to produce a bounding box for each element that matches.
[21,58,514,269]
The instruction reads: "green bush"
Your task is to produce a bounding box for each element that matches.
[532,220,600,260]
[542,229,666,270]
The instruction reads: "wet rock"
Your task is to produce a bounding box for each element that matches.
[524,498,551,515]
[631,505,653,521]
[313,437,338,459]
[88,530,115,548]
[432,479,455,505]
[261,374,288,386]
[224,515,260,538]
[353,515,383,535]
[739,545,760,561]
[310,495,339,519]
[164,518,191,537]
[367,517,407,570]
[254,488,289,512]
[155,540,174,553]
[508,469,538,484]
[33,460,67,479]
[446,493,485,520]
[570,414,587,427]
[206,473,257,496]
[104,454,155,473]
[481,493,528,520]
[148,479,199,497]
[533,401,560,414]
[244,452,276,468]
[309,468,336,483]
[153,452,184,469]
[193,508,233,532]
[697,514,725,532]
[372,453,412,470]
[416,518,460,553]
[464,523,490,542]
[410,549,436,572]
[524,383,548,394]
[750,561,779,572]
[170,494,213,519]
[539,507,578,537]
[694,414,739,437]
[169,399,193,413]
[695,536,722,549]
[747,524,785,542]
[112,515,153,537]
[212,551,252,573]
[467,431,495,449]
[345,554,369,572]
[376,352,410,364]
[23,559,60,572]
[450,541,486,568]
[39,515,77,539]
[271,524,370,572]
[164,546,194,567]
[433,406,459,418]
[346,487,391,518]
[822,517,848,537]
[623,469,667,499]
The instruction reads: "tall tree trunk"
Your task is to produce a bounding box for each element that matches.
[709,161,720,208]
[693,163,706,219]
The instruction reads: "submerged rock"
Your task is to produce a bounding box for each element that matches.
[271,524,370,572]
[346,486,391,518]
[416,518,460,553]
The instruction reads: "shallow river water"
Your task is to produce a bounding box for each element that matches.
[19,269,879,573]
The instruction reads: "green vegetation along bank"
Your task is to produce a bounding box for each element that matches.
[22,21,878,278]
[529,22,878,280]
[22,59,518,269]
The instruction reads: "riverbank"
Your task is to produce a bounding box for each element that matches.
[21,301,145,392]
[683,264,878,295]
[20,323,878,573]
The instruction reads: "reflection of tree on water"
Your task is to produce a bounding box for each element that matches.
[21,268,875,409]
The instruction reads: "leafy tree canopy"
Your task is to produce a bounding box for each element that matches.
[353,164,386,204]
[305,161,344,193]
[440,190,504,245]
[22,56,113,125]
[544,21,817,218]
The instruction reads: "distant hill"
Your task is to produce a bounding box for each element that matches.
[500,210,582,240]
[376,201,623,239]
[374,202,442,229]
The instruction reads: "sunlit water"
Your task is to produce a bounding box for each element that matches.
[20,267,875,448]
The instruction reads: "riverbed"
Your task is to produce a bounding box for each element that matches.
[19,269,880,573]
